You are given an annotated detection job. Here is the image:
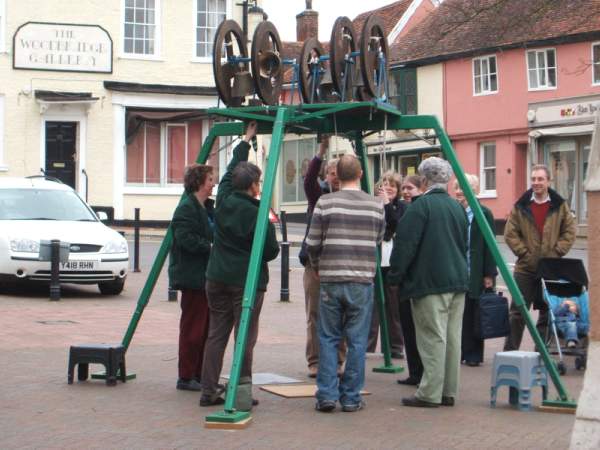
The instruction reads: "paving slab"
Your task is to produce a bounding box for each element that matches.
[0,260,585,449]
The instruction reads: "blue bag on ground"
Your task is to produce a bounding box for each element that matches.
[476,291,510,339]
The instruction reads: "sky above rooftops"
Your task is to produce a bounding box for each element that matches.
[262,0,397,41]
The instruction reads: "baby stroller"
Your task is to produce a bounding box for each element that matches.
[538,258,589,375]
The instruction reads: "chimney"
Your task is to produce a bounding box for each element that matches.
[296,2,318,42]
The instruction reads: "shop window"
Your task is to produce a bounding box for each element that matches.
[126,120,205,186]
[196,0,226,58]
[281,138,315,203]
[527,48,556,90]
[479,142,496,195]
[389,68,417,115]
[593,42,600,85]
[545,140,577,213]
[123,0,160,57]
[473,55,498,95]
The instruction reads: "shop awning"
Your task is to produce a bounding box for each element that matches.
[529,124,594,138]
[125,108,209,144]
[104,81,216,96]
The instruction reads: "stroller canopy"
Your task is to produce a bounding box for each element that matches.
[537,258,588,297]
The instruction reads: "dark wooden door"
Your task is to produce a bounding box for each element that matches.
[45,122,77,188]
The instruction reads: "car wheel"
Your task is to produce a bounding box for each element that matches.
[98,278,125,295]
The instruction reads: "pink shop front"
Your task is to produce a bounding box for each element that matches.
[528,94,600,235]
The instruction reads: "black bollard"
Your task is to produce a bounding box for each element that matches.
[133,208,140,273]
[49,239,61,301]
[280,211,290,302]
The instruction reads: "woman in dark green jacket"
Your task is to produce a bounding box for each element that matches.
[454,175,497,366]
[168,164,215,391]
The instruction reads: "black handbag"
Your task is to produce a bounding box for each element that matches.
[475,290,510,339]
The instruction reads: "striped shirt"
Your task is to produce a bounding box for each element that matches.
[306,189,385,283]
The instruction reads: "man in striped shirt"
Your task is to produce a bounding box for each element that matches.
[306,154,385,413]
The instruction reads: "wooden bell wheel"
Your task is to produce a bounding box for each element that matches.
[329,16,357,101]
[212,20,249,107]
[299,37,327,104]
[359,14,389,99]
[251,21,284,106]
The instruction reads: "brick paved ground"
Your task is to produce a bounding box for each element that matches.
[0,258,584,449]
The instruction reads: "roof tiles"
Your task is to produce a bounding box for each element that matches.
[391,0,600,65]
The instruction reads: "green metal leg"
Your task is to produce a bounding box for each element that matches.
[400,116,575,408]
[206,107,289,424]
[354,132,403,374]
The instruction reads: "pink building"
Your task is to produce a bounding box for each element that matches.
[393,0,600,233]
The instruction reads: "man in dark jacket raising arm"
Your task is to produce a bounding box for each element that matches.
[200,121,280,408]
[388,157,468,408]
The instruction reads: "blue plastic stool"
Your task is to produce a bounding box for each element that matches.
[490,351,548,411]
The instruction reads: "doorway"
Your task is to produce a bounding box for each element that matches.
[45,121,77,188]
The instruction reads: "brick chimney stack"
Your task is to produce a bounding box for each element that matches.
[296,1,318,42]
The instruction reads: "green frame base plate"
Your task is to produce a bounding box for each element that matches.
[205,411,251,424]
[91,371,137,381]
[372,365,404,373]
[542,399,578,409]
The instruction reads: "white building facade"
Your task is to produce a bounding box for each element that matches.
[0,0,262,221]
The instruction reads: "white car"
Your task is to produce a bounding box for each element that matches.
[0,176,129,295]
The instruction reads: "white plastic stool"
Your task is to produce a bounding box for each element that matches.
[490,351,548,411]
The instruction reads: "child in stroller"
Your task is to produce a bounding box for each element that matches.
[552,297,588,348]
[538,258,589,374]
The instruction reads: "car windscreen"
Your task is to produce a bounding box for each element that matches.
[0,188,97,221]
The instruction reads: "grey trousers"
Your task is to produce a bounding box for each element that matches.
[201,280,264,396]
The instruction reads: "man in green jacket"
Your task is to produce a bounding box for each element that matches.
[388,157,468,408]
[503,164,576,351]
[200,121,280,407]
[169,164,215,392]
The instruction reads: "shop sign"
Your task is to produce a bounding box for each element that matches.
[560,103,599,117]
[529,95,600,126]
[13,22,112,73]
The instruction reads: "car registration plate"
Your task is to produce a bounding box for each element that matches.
[61,260,98,271]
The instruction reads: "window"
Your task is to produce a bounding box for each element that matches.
[527,48,557,90]
[0,0,5,53]
[389,67,417,114]
[196,0,227,58]
[281,138,315,203]
[593,43,600,85]
[123,0,160,57]
[480,142,496,195]
[473,55,498,95]
[126,119,209,186]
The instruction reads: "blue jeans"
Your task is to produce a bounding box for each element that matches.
[316,282,373,406]
[555,313,584,343]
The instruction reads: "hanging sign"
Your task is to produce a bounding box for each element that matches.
[13,22,112,73]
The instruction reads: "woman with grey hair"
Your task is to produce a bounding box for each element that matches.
[388,157,469,408]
